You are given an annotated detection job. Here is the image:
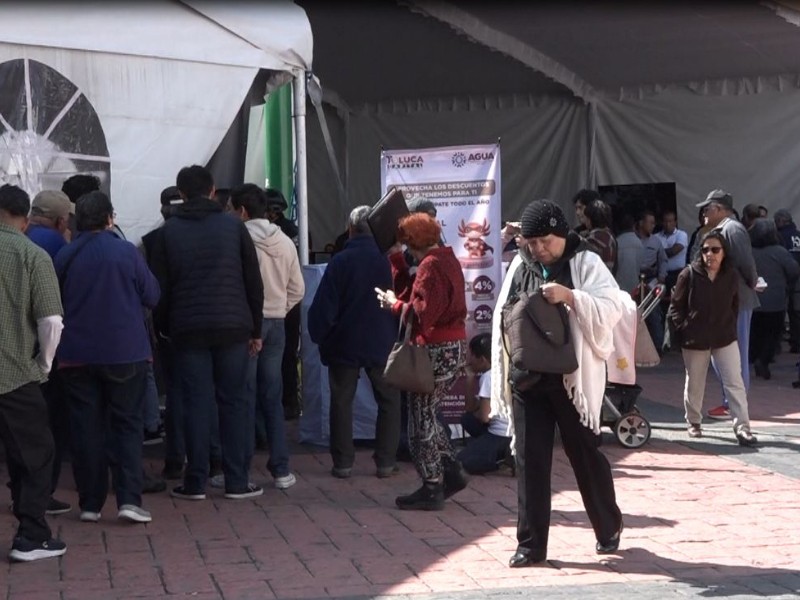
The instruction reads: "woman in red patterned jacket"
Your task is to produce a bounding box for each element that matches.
[377,213,468,510]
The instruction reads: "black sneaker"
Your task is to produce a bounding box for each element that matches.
[170,486,206,501]
[224,483,263,500]
[442,457,468,499]
[736,429,758,447]
[143,425,165,446]
[45,497,72,515]
[395,482,444,511]
[9,535,67,562]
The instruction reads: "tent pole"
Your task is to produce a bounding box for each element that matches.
[293,71,310,266]
[587,101,598,189]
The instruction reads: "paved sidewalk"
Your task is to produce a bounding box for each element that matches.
[0,351,798,599]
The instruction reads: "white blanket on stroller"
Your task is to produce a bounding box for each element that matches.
[491,250,630,437]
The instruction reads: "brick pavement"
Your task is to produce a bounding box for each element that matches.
[0,351,798,599]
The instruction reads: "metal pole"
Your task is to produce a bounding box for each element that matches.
[293,71,310,266]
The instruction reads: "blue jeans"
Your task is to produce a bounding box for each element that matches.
[712,308,752,407]
[163,342,221,467]
[246,318,290,478]
[61,362,147,511]
[176,342,251,493]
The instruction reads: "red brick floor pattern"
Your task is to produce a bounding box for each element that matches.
[0,351,798,599]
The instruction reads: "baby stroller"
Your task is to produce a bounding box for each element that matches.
[602,383,650,448]
[600,282,664,449]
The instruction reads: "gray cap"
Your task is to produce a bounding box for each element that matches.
[696,189,733,210]
[774,208,793,224]
[406,196,437,216]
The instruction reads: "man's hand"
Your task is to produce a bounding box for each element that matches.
[248,338,263,357]
[375,288,398,310]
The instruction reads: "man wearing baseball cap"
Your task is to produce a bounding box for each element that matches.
[696,189,759,420]
[27,190,73,259]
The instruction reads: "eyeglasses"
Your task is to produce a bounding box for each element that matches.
[701,246,722,255]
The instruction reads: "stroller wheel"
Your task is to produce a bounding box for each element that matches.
[614,413,651,449]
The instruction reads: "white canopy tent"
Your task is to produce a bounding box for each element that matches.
[299,0,800,246]
[0,1,312,246]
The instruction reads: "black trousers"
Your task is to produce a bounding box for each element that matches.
[512,379,621,560]
[281,303,302,417]
[0,382,54,542]
[40,366,69,495]
[328,366,401,470]
[750,310,785,366]
[787,295,800,351]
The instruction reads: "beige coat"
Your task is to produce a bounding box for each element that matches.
[245,219,305,318]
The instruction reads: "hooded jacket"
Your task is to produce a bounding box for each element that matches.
[244,218,305,318]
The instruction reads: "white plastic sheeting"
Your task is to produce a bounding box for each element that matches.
[0,1,312,244]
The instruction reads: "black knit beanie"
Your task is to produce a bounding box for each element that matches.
[520,199,570,238]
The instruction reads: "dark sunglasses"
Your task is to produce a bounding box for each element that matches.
[701,246,722,255]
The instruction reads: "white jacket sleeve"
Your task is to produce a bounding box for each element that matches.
[36,315,64,374]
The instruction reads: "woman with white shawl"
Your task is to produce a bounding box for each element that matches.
[492,200,625,568]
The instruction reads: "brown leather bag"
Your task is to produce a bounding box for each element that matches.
[382,306,435,393]
[502,290,578,381]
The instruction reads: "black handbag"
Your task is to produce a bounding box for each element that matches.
[382,306,435,393]
[502,290,578,380]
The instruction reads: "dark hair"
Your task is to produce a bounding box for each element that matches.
[637,209,655,223]
[742,203,760,226]
[468,333,492,361]
[0,184,31,217]
[176,165,214,199]
[696,230,731,270]
[75,190,113,231]
[61,174,100,203]
[230,184,267,220]
[583,199,611,229]
[749,217,781,249]
[214,188,231,206]
[265,188,288,211]
[572,188,600,207]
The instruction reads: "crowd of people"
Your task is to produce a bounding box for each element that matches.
[1,172,795,568]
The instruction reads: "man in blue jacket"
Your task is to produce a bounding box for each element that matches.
[308,206,401,479]
[150,165,264,501]
[55,191,160,524]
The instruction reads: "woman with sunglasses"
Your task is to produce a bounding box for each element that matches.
[667,231,758,446]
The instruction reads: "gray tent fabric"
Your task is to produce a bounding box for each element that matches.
[299,1,800,247]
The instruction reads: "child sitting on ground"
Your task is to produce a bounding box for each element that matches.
[457,333,511,474]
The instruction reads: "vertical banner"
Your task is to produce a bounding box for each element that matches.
[381,143,502,423]
[263,83,295,216]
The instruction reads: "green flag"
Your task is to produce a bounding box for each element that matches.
[264,83,294,217]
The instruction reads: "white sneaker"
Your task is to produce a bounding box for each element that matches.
[117,504,152,523]
[80,511,101,523]
[274,473,297,490]
[209,474,225,489]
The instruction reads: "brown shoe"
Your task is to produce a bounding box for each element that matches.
[687,424,702,438]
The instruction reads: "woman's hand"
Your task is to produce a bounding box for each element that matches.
[386,242,404,256]
[540,282,574,307]
[375,287,398,310]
